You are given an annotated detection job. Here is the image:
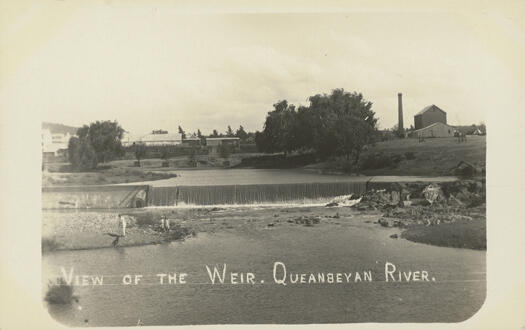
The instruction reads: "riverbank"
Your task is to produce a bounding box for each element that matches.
[237,136,486,177]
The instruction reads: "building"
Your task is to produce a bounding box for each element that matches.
[41,129,73,156]
[413,122,455,138]
[414,104,447,130]
[124,130,183,146]
[140,131,182,146]
[206,137,240,155]
[182,133,202,147]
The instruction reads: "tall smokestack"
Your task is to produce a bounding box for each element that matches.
[397,93,404,134]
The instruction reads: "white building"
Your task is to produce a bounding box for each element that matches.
[123,130,183,146]
[413,122,455,138]
[41,129,73,155]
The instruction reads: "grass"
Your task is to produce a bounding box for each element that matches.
[401,219,486,250]
[359,136,486,176]
[306,136,486,176]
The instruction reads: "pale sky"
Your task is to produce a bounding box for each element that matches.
[2,1,525,136]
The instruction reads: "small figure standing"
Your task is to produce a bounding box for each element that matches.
[160,215,166,232]
[165,217,170,231]
[118,214,127,237]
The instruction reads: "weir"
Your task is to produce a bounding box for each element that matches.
[42,185,149,209]
[148,182,368,207]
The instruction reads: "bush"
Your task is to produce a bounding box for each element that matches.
[219,144,233,158]
[404,151,416,160]
[68,137,98,170]
[360,152,404,170]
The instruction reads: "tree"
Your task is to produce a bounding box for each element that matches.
[134,143,147,166]
[255,89,377,164]
[68,137,97,170]
[235,125,248,141]
[69,120,124,169]
[307,89,377,163]
[211,129,219,138]
[178,126,186,139]
[256,100,297,154]
[226,125,234,137]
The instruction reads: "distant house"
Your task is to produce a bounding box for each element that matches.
[413,122,455,138]
[471,128,483,135]
[182,133,201,147]
[414,105,447,130]
[41,129,73,156]
[206,137,240,154]
[139,131,182,146]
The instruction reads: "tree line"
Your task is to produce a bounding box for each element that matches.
[67,121,257,170]
[255,88,378,164]
[66,88,377,170]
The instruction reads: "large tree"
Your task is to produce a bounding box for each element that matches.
[307,89,377,162]
[256,89,377,163]
[70,120,125,169]
[256,100,297,154]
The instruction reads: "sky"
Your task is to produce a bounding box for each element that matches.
[2,1,525,136]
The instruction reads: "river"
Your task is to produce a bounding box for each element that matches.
[43,209,485,326]
[124,168,457,187]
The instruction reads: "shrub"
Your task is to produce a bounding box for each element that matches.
[360,152,404,170]
[404,151,416,160]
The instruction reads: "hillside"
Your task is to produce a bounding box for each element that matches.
[356,136,485,176]
[304,136,486,176]
[42,122,79,135]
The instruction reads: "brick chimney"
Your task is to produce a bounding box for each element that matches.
[397,93,404,134]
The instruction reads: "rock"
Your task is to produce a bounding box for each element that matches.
[325,202,339,207]
[390,234,398,239]
[378,218,391,227]
[422,184,444,204]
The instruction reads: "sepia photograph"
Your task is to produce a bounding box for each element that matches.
[2,0,525,329]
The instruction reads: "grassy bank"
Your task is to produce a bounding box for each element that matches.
[358,136,485,176]
[401,219,486,250]
[235,136,485,176]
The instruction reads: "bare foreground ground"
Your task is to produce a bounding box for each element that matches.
[42,202,486,252]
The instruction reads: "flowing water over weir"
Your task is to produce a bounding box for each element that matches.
[148,181,368,207]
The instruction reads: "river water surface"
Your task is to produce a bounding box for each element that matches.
[43,210,485,326]
[126,168,457,187]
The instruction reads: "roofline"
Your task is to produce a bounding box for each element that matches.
[413,122,453,132]
[415,104,447,116]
